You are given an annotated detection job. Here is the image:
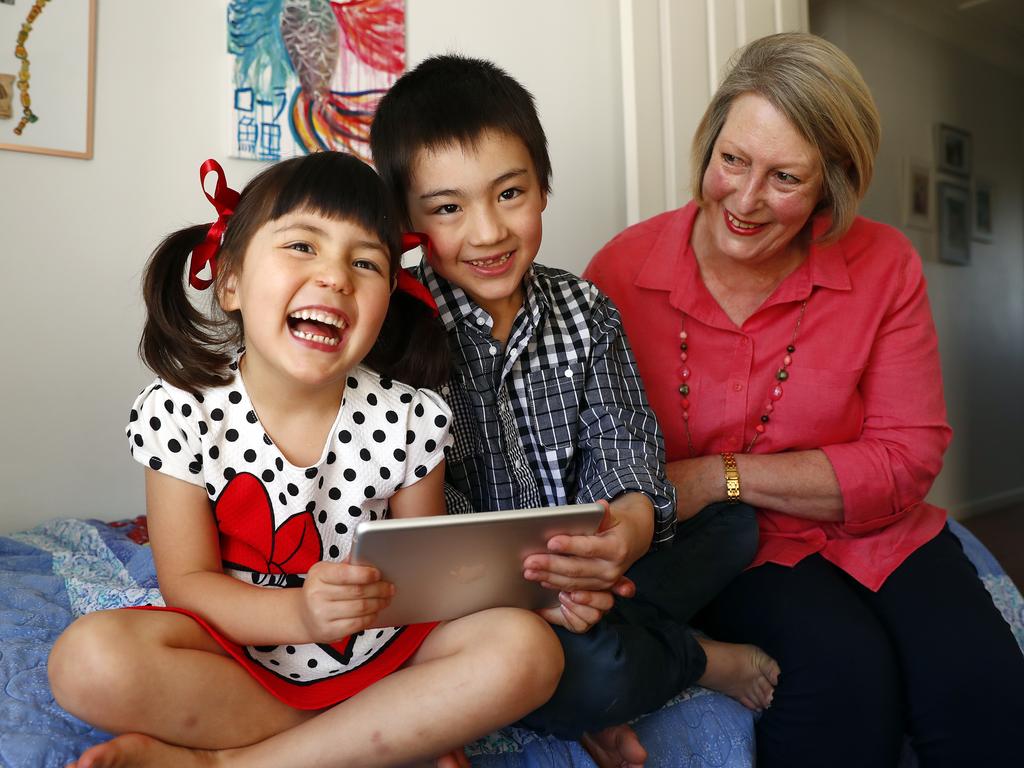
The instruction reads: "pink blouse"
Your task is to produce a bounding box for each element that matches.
[584,202,951,590]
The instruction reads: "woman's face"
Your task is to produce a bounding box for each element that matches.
[700,93,824,268]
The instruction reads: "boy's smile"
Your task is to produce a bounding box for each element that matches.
[406,130,547,335]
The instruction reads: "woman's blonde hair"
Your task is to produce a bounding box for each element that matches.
[690,32,880,243]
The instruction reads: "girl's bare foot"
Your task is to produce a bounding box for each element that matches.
[580,723,648,768]
[67,733,219,768]
[697,638,780,711]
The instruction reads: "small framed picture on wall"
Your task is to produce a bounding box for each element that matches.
[937,182,971,266]
[902,157,933,230]
[973,182,993,243]
[935,124,971,177]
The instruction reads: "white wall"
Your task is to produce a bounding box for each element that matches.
[0,0,625,534]
[812,0,1024,516]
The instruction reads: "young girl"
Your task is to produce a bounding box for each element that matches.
[48,152,564,768]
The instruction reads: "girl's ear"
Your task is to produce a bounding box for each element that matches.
[218,271,240,313]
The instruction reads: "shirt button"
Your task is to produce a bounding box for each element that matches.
[733,382,743,392]
[441,385,450,397]
[564,367,573,378]
[740,337,748,346]
[476,316,486,325]
[488,345,497,355]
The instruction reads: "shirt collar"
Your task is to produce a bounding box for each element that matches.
[634,201,852,323]
[418,259,545,334]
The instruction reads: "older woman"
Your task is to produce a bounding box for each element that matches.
[585,32,1024,768]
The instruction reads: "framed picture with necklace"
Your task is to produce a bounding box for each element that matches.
[0,0,96,159]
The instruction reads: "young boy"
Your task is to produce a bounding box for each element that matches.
[370,55,776,765]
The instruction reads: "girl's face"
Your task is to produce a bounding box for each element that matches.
[699,92,823,268]
[218,209,393,393]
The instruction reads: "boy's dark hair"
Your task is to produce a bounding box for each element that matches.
[370,54,552,225]
[140,151,449,394]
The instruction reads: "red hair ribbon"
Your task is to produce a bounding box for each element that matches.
[189,159,241,290]
[397,232,439,317]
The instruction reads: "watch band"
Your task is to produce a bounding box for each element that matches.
[721,452,741,503]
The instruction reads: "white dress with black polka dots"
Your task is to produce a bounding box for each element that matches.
[125,362,452,709]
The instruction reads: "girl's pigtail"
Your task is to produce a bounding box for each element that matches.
[365,291,451,391]
[139,225,234,393]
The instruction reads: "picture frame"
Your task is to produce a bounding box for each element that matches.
[935,124,971,177]
[902,157,933,230]
[937,182,971,266]
[973,182,993,243]
[0,0,96,159]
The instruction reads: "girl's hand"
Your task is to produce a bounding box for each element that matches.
[537,588,615,633]
[298,561,395,643]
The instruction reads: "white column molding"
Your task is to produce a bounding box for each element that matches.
[620,0,808,223]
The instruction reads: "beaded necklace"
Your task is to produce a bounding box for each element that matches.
[678,299,808,458]
[12,0,50,136]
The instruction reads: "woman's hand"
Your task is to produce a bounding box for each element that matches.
[667,456,720,521]
[298,561,395,643]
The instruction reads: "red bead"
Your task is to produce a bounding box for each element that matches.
[755,424,766,434]
[766,403,774,413]
[680,366,691,380]
[783,354,792,366]
[770,385,784,401]
[682,411,689,421]
[679,352,688,362]
[681,398,689,410]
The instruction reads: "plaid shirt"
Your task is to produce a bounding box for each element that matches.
[417,260,676,547]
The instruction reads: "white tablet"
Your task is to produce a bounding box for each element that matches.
[350,503,606,626]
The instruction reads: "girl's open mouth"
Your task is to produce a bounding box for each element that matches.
[287,308,347,347]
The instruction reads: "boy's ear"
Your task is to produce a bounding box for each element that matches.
[540,190,548,213]
[217,272,240,312]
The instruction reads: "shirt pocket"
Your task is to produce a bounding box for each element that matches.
[784,366,864,441]
[527,365,581,449]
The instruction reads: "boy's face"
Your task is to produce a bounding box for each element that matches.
[405,131,546,323]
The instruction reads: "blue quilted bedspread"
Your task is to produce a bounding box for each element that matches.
[1,517,1021,768]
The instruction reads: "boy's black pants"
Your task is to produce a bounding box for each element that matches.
[518,501,758,738]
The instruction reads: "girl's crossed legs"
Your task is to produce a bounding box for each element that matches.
[49,606,564,767]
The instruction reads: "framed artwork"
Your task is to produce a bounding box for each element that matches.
[935,124,971,177]
[0,0,96,158]
[937,182,971,266]
[227,0,406,163]
[973,182,993,243]
[902,157,933,230]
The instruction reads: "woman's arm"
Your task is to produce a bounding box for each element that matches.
[146,469,389,645]
[668,450,843,522]
[672,236,949,527]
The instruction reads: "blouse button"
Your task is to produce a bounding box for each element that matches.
[733,382,743,392]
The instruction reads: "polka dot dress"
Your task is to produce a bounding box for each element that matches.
[125,363,452,709]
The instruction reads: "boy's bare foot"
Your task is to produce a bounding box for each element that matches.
[433,746,471,768]
[580,724,648,768]
[66,733,220,768]
[697,638,780,711]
